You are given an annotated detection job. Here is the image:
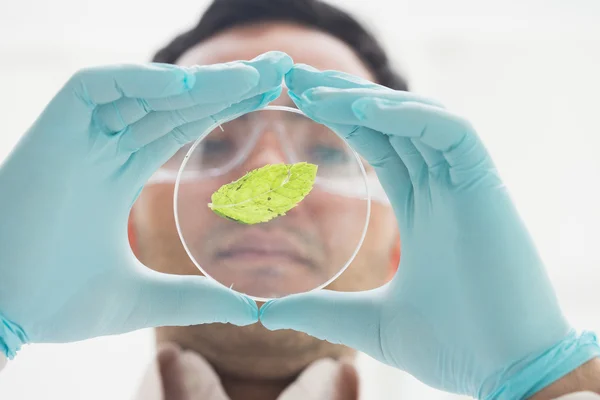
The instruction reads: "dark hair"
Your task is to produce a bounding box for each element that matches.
[152,0,409,91]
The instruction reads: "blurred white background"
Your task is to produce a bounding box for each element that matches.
[1,0,599,398]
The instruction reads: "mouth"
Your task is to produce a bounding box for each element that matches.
[205,228,326,297]
[212,230,317,271]
[215,248,315,268]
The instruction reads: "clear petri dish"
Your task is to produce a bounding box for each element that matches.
[174,105,371,302]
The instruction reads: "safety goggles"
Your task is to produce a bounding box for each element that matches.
[147,106,388,204]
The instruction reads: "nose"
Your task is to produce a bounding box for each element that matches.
[242,128,289,171]
[240,124,312,222]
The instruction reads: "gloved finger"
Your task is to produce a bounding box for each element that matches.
[340,126,415,226]
[278,358,359,400]
[288,93,413,224]
[285,65,439,106]
[158,343,230,400]
[117,92,265,153]
[260,289,387,364]
[387,137,448,187]
[294,88,453,183]
[294,87,441,127]
[68,63,197,106]
[288,87,443,183]
[351,99,489,170]
[127,86,282,186]
[93,63,258,132]
[145,51,292,111]
[387,137,426,184]
[285,64,382,92]
[130,270,258,329]
[94,51,292,131]
[410,139,446,172]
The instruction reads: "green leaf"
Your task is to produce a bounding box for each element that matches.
[208,162,318,224]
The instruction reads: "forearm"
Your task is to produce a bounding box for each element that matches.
[0,352,6,372]
[529,358,600,400]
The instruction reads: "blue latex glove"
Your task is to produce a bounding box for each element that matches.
[260,65,600,399]
[0,51,292,359]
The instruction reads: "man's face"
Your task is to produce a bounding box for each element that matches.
[162,108,373,298]
[132,23,399,379]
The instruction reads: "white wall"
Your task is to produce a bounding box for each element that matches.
[1,0,599,399]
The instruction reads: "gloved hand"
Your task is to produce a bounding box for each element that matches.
[0,51,293,359]
[260,65,600,399]
[136,343,358,400]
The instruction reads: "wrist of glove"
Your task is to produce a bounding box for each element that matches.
[483,330,600,400]
[0,313,27,359]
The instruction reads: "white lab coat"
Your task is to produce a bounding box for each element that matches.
[0,352,597,399]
